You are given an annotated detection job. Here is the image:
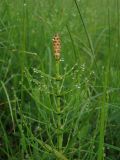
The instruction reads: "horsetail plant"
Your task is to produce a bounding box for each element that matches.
[52,34,63,152]
[23,34,68,160]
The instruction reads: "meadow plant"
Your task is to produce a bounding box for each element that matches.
[0,0,120,160]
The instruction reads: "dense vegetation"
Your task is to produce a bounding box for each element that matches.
[0,0,120,159]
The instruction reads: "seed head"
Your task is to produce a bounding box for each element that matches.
[52,34,61,61]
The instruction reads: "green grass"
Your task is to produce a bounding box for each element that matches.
[0,0,120,159]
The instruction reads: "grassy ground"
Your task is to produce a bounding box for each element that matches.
[0,0,120,159]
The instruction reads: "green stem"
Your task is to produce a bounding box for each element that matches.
[56,60,63,152]
[35,138,68,160]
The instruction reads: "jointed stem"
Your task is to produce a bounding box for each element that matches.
[56,60,63,152]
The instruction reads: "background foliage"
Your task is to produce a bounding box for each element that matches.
[0,0,120,159]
